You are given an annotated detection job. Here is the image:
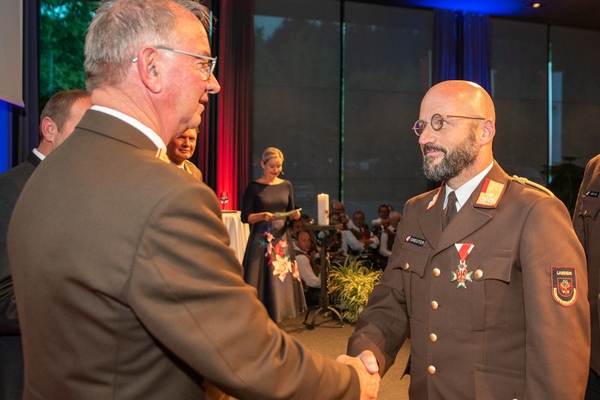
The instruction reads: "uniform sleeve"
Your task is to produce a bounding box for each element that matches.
[128,184,360,399]
[521,196,590,398]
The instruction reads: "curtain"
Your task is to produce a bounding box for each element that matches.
[214,0,253,210]
[433,9,490,92]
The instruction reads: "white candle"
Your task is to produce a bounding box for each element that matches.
[317,193,329,225]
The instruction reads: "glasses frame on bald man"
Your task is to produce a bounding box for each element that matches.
[413,114,484,136]
[132,45,217,81]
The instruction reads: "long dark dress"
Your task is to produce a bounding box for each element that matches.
[241,180,307,322]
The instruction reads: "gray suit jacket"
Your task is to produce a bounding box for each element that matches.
[8,110,359,399]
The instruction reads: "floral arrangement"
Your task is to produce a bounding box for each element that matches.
[263,231,301,282]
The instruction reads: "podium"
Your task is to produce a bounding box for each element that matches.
[302,224,344,329]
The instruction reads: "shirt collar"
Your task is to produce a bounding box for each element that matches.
[91,105,166,151]
[444,161,494,211]
[32,148,45,161]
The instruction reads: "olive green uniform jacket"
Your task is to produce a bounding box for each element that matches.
[349,161,590,399]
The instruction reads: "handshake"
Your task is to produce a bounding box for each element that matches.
[337,350,380,400]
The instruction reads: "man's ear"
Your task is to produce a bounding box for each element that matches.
[40,116,57,143]
[480,119,495,145]
[136,47,163,94]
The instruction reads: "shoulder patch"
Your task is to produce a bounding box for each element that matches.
[155,148,171,164]
[426,187,442,210]
[551,267,577,306]
[512,175,554,197]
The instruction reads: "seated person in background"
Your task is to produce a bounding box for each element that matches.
[326,212,348,263]
[371,204,390,242]
[371,204,390,230]
[294,229,320,306]
[289,218,304,240]
[167,127,202,181]
[346,211,379,254]
[378,211,402,270]
[331,200,354,230]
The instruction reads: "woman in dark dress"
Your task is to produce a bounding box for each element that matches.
[241,147,306,322]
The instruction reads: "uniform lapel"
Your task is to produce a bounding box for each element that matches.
[428,162,509,257]
[417,186,444,249]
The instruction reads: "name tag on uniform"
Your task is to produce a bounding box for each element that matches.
[405,235,426,247]
[586,191,600,197]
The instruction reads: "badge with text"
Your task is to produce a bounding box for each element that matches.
[586,191,600,197]
[405,235,426,247]
[551,267,577,306]
[451,243,474,289]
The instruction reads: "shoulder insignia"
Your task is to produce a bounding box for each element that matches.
[155,148,171,164]
[475,178,505,208]
[551,267,577,306]
[512,175,554,197]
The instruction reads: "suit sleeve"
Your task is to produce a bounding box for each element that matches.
[520,196,590,398]
[0,179,21,334]
[127,184,360,399]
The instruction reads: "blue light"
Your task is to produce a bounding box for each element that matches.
[399,0,526,16]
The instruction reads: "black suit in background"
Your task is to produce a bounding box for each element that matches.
[0,151,42,400]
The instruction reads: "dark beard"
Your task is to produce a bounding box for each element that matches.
[422,130,479,182]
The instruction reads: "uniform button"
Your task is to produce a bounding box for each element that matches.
[430,301,439,310]
[474,269,483,279]
[404,263,410,270]
[429,333,437,342]
[428,365,436,375]
[597,294,600,300]
[432,268,441,277]
[583,209,588,216]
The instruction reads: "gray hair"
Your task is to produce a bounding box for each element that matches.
[84,0,212,91]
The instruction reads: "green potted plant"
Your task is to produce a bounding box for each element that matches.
[328,256,382,323]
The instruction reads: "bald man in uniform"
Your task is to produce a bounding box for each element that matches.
[347,80,590,399]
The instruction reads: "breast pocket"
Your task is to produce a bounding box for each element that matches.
[470,250,513,331]
[391,245,431,322]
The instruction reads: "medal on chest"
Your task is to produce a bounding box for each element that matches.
[451,243,474,289]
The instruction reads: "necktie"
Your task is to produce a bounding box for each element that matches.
[443,191,457,230]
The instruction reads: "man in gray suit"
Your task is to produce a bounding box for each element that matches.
[0,89,90,400]
[8,0,379,399]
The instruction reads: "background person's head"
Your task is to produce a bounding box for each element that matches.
[377,204,389,220]
[38,89,92,155]
[167,127,197,166]
[389,211,402,228]
[352,211,366,228]
[261,147,284,180]
[296,229,312,253]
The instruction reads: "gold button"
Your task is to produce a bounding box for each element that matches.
[432,268,441,277]
[584,209,588,216]
[430,301,439,310]
[429,333,437,342]
[597,294,600,300]
[428,365,436,375]
[403,263,409,270]
[474,269,483,279]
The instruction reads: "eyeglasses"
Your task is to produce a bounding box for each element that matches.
[413,114,484,136]
[132,45,217,81]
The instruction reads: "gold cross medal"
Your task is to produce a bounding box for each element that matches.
[451,243,474,288]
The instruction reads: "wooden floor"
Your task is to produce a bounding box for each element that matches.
[278,313,410,400]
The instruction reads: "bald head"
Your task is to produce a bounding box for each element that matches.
[418,80,496,189]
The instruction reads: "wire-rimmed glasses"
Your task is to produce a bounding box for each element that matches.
[413,114,484,136]
[132,45,217,81]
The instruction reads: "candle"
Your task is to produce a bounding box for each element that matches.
[317,193,329,225]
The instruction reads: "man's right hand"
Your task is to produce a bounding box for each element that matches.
[336,351,380,400]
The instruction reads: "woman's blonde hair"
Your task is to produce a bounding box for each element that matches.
[261,147,284,163]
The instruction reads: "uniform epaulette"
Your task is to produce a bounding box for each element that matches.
[512,175,554,197]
